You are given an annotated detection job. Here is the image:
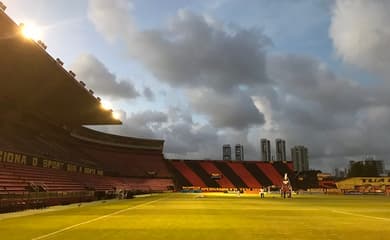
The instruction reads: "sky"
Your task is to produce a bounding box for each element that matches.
[4,0,390,172]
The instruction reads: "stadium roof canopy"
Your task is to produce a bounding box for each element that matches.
[72,127,164,151]
[0,10,121,126]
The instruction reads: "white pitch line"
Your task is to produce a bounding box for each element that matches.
[332,210,390,221]
[31,197,167,240]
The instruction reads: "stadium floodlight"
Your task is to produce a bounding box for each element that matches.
[100,100,113,111]
[0,1,7,11]
[37,40,47,50]
[112,111,121,120]
[20,22,43,41]
[69,70,76,77]
[56,58,64,66]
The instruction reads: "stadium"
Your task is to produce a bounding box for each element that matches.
[0,3,390,240]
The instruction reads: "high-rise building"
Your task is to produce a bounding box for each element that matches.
[222,144,231,160]
[261,138,271,162]
[235,144,244,161]
[291,145,309,172]
[275,139,286,161]
[334,168,347,178]
[364,158,385,176]
[348,158,385,176]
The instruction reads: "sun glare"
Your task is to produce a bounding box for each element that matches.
[21,23,43,40]
[100,100,113,111]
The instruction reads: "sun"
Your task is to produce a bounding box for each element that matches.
[20,22,43,40]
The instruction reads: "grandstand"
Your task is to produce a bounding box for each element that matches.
[167,159,294,191]
[0,8,173,212]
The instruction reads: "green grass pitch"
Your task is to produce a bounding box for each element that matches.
[0,193,389,240]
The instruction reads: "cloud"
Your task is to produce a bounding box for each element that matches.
[93,107,260,160]
[330,0,390,77]
[87,1,269,130]
[93,110,167,139]
[87,0,135,42]
[188,88,265,130]
[88,2,270,92]
[143,87,155,101]
[268,54,374,114]
[261,53,390,169]
[130,10,269,91]
[71,54,139,99]
[125,110,168,138]
[86,0,390,170]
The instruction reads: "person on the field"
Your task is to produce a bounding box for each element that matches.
[259,188,265,198]
[236,188,241,197]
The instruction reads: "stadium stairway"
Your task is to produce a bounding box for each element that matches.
[272,161,297,188]
[272,161,296,188]
[286,162,294,172]
[273,161,294,177]
[243,162,273,187]
[256,162,283,186]
[199,161,235,188]
[226,162,262,188]
[170,161,207,187]
[185,161,220,188]
[213,161,247,188]
[168,162,192,188]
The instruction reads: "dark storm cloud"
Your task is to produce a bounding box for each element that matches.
[71,54,139,99]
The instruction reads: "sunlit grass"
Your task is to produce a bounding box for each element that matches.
[0,193,389,240]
